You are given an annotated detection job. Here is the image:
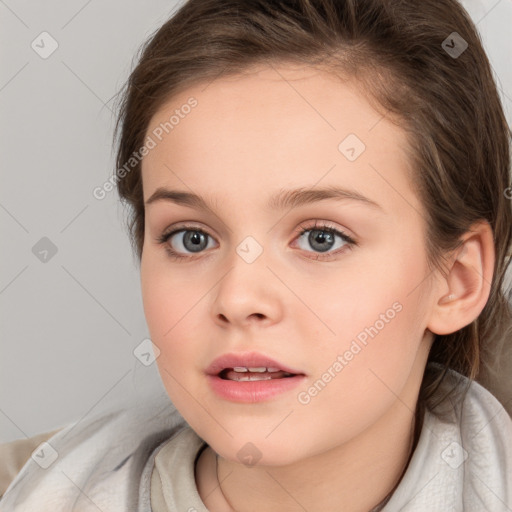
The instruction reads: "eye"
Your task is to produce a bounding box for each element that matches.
[292,221,356,260]
[156,224,217,260]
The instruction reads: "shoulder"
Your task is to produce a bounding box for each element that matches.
[0,428,64,499]
[0,393,187,511]
[459,377,512,463]
[384,369,512,510]
[426,364,511,435]
[436,370,512,508]
[447,371,512,448]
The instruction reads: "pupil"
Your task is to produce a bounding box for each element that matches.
[184,231,207,252]
[309,230,334,252]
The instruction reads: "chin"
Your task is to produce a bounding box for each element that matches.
[200,431,306,468]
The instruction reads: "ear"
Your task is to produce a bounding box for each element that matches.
[427,220,495,336]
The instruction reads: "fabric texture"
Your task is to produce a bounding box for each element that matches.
[149,425,208,512]
[0,388,187,512]
[0,428,63,498]
[1,366,511,511]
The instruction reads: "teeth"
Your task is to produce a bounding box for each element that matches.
[230,374,273,381]
[231,366,281,373]
[221,368,296,381]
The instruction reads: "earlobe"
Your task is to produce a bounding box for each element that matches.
[427,220,495,336]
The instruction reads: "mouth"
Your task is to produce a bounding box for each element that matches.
[205,351,305,379]
[217,367,298,381]
[205,351,306,402]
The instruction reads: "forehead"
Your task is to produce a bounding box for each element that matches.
[141,63,423,217]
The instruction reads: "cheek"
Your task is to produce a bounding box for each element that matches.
[141,255,202,338]
[302,250,428,389]
[141,275,201,413]
[293,303,424,449]
[303,265,410,350]
[140,254,211,366]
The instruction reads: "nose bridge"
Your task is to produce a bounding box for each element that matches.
[212,233,279,324]
[219,234,268,297]
[235,234,265,266]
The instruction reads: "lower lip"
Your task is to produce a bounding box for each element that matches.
[206,374,306,403]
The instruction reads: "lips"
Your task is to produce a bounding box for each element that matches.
[205,351,307,402]
[205,351,305,378]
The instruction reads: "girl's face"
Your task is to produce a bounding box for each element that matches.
[140,63,439,465]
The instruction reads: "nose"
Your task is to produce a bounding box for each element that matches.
[210,246,284,328]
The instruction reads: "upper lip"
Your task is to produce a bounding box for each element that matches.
[205,351,305,376]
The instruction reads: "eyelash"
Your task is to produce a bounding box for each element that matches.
[156,221,357,262]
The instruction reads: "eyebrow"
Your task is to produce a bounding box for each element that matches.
[145,185,384,213]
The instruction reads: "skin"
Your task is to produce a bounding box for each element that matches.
[139,62,494,511]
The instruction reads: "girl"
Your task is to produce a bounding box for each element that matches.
[1,0,511,510]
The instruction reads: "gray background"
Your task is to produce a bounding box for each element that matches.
[1,0,511,443]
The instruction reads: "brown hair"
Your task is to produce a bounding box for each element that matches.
[113,0,512,438]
